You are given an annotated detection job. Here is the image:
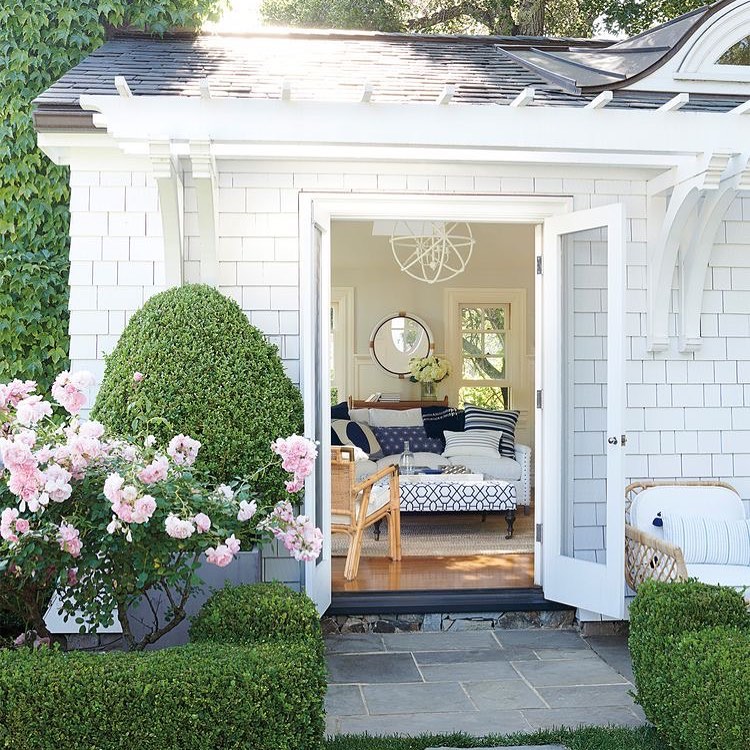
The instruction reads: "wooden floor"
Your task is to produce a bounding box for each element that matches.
[332,553,535,592]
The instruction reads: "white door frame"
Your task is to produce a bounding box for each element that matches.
[540,203,627,619]
[300,192,573,611]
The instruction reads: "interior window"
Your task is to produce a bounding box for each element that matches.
[458,303,511,409]
[329,302,338,404]
[717,36,750,65]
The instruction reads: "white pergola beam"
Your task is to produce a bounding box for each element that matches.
[149,141,183,288]
[510,87,535,108]
[436,84,455,105]
[729,99,750,115]
[658,93,689,112]
[281,80,291,101]
[114,76,133,98]
[189,141,219,288]
[585,91,613,110]
[360,82,373,103]
[199,78,212,100]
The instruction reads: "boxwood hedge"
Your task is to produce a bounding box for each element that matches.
[92,284,304,494]
[191,581,322,649]
[629,579,750,750]
[0,641,325,750]
[0,583,326,749]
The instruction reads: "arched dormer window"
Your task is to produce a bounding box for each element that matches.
[717,36,750,66]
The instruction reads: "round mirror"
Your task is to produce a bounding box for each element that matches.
[370,313,433,377]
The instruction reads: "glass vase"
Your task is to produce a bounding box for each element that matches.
[420,380,437,401]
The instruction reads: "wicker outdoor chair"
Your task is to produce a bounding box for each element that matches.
[331,446,401,581]
[624,480,743,592]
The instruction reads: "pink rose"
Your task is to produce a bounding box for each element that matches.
[14,518,30,535]
[205,544,234,568]
[132,495,156,524]
[237,499,257,522]
[78,421,105,439]
[67,568,78,586]
[167,434,201,466]
[0,379,36,409]
[57,522,82,558]
[133,372,144,383]
[51,371,94,415]
[164,513,195,539]
[15,396,53,427]
[137,456,169,485]
[193,513,211,533]
[104,473,125,504]
[43,464,73,503]
[225,534,241,555]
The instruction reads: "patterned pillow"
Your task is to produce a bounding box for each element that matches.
[662,515,750,565]
[331,419,384,460]
[463,406,519,459]
[370,426,444,457]
[442,429,503,459]
[421,407,465,444]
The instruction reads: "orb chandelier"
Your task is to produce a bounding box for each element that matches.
[390,221,475,284]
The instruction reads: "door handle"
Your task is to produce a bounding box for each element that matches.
[607,436,618,445]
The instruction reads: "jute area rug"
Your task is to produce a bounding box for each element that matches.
[331,510,535,558]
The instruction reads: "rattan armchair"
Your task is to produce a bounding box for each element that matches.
[331,446,401,581]
[624,480,737,591]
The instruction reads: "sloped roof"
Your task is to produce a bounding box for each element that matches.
[33,0,749,131]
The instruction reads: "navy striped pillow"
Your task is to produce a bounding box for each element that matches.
[463,406,519,459]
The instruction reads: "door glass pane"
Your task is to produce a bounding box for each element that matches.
[560,227,608,563]
[459,386,510,410]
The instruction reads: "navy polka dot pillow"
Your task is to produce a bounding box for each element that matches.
[370,426,444,457]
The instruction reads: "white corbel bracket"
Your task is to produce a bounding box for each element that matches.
[679,152,750,351]
[149,141,183,288]
[189,141,219,288]
[646,150,739,351]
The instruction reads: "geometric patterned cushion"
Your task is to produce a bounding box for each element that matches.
[662,515,750,566]
[463,406,519,459]
[370,426,444,456]
[331,419,384,460]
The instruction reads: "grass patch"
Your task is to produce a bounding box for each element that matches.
[325,725,661,749]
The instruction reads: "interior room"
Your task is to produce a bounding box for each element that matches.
[329,219,537,593]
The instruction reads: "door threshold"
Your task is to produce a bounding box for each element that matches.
[327,587,571,616]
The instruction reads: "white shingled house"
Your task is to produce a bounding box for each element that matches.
[33,0,750,623]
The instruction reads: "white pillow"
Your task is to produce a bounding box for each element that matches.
[368,408,423,427]
[662,515,750,565]
[348,408,370,424]
[442,429,502,459]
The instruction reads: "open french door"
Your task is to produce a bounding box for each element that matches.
[540,204,626,618]
[302,221,332,613]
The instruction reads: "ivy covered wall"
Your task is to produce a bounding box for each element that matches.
[0,1,223,390]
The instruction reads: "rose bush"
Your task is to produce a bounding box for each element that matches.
[0,372,322,650]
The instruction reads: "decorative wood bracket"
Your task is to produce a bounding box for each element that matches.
[679,153,750,350]
[149,140,183,288]
[646,151,734,351]
[189,141,219,288]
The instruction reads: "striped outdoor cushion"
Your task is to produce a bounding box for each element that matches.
[442,429,503,459]
[463,406,519,459]
[662,515,750,565]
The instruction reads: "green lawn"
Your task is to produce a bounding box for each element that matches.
[325,725,661,750]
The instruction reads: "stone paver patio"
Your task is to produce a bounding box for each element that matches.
[325,631,645,736]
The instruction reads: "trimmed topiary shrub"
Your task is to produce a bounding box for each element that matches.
[629,580,750,750]
[92,284,303,497]
[664,626,750,750]
[0,640,326,750]
[190,581,322,649]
